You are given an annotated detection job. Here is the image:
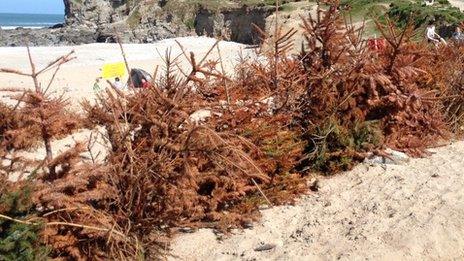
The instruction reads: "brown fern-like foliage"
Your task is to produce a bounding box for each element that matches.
[0,48,137,260]
[0,49,83,178]
[83,53,271,237]
[297,1,449,172]
[425,43,464,134]
[3,1,464,259]
[202,21,308,202]
[33,154,135,260]
[0,101,33,178]
[372,18,447,154]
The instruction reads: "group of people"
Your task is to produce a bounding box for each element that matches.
[93,77,124,92]
[426,21,464,45]
[93,76,152,93]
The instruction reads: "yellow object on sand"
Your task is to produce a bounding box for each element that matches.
[101,62,126,79]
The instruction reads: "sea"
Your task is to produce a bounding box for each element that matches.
[0,13,64,30]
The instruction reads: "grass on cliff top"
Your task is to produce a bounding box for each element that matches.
[166,0,303,11]
[341,0,392,22]
[387,0,464,27]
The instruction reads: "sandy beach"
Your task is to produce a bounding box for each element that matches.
[1,36,464,259]
[0,36,253,178]
[170,141,464,260]
[0,37,252,109]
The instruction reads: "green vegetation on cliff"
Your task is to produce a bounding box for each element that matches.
[387,0,464,27]
[341,0,464,27]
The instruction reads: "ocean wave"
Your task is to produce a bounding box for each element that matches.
[2,22,56,25]
[1,26,44,30]
[1,22,56,26]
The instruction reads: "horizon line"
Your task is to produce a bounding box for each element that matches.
[0,11,64,15]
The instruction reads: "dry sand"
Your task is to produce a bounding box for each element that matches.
[170,141,464,260]
[0,37,253,110]
[0,37,253,179]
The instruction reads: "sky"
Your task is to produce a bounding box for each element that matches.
[0,0,64,14]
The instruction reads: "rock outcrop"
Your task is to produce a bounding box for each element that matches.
[63,0,188,43]
[0,26,96,46]
[195,5,274,44]
[0,0,276,46]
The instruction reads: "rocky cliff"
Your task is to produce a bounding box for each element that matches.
[0,0,276,46]
[195,5,274,44]
[62,0,189,43]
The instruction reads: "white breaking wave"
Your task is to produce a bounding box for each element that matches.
[1,26,44,30]
[0,22,57,30]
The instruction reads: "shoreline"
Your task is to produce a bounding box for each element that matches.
[0,36,251,68]
[1,26,48,30]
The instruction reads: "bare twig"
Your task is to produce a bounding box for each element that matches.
[0,68,31,77]
[0,213,127,239]
[216,43,231,106]
[117,37,132,87]
[26,44,40,92]
[252,178,273,206]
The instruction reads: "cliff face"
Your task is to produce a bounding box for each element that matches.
[62,0,274,44]
[0,0,275,46]
[62,0,188,43]
[195,6,274,44]
[64,0,123,25]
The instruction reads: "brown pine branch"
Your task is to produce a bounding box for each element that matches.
[117,37,133,88]
[0,213,127,240]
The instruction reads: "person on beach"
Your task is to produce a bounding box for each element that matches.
[453,26,464,43]
[424,0,434,6]
[114,77,124,89]
[426,22,446,45]
[93,77,102,92]
[141,78,151,89]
